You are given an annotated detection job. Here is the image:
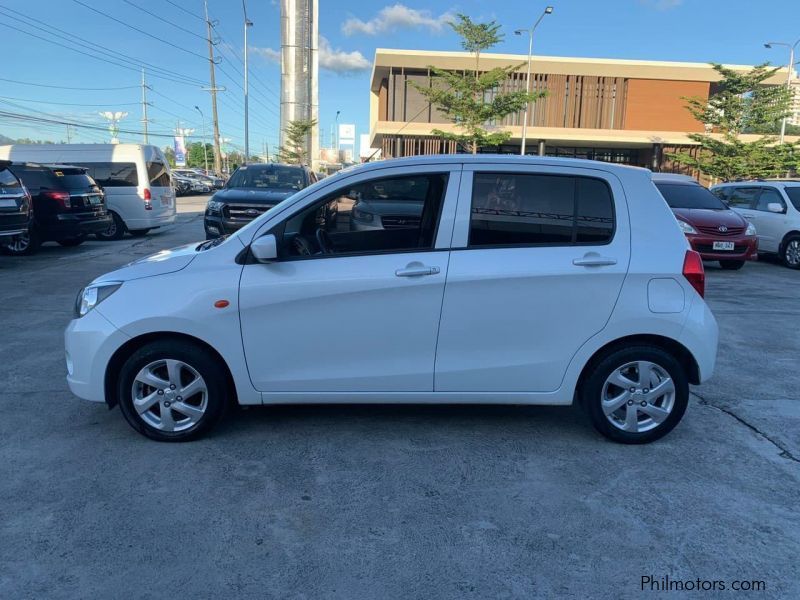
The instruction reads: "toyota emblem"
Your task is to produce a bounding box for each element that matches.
[718,225,728,233]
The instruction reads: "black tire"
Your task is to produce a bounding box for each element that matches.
[57,236,86,247]
[2,228,40,256]
[128,228,151,237]
[780,233,800,269]
[95,211,126,241]
[117,340,229,442]
[719,259,745,270]
[581,345,689,444]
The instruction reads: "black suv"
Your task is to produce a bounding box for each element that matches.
[5,163,112,255]
[204,163,319,238]
[0,161,32,250]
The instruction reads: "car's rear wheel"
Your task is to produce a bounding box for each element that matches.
[57,235,86,247]
[95,211,126,241]
[2,228,40,256]
[780,234,800,269]
[117,340,228,442]
[582,346,689,444]
[719,259,745,270]
[128,228,151,237]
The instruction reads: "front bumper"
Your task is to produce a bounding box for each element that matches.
[686,234,758,261]
[65,308,131,403]
[204,209,274,238]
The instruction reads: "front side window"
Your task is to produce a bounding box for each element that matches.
[276,173,449,259]
[755,188,786,213]
[469,172,614,247]
[726,187,759,209]
[147,161,171,187]
[784,187,800,211]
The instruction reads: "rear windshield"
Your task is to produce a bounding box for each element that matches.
[51,169,96,190]
[784,187,800,211]
[0,167,22,193]
[227,165,305,191]
[147,161,171,187]
[655,183,727,210]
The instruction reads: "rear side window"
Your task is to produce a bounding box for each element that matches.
[0,168,22,193]
[755,188,786,212]
[784,187,800,211]
[74,162,138,187]
[469,173,614,247]
[147,161,171,187]
[726,187,759,209]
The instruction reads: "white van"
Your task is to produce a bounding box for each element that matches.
[0,144,176,239]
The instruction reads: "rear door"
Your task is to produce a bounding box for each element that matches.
[434,164,630,393]
[750,187,789,253]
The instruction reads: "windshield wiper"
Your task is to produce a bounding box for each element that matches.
[196,235,228,251]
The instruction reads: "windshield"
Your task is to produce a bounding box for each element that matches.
[227,165,305,191]
[784,187,800,211]
[655,183,727,210]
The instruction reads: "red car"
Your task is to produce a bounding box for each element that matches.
[653,174,757,270]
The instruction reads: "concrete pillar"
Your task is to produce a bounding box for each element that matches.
[538,140,546,156]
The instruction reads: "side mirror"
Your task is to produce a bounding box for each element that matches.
[767,202,785,214]
[250,234,278,263]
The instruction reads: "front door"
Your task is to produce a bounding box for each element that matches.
[238,166,460,393]
[435,165,630,393]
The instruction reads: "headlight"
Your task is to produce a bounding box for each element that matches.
[207,200,224,212]
[745,222,757,236]
[677,219,697,235]
[352,207,374,223]
[74,282,122,318]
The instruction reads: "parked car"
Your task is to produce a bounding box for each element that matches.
[0,144,176,240]
[711,180,800,269]
[172,175,193,197]
[652,173,757,270]
[3,163,112,255]
[172,169,214,193]
[350,176,426,231]
[66,155,717,444]
[204,163,318,238]
[0,160,32,251]
[190,169,225,189]
[173,174,209,195]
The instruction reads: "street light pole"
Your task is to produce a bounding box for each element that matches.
[515,6,553,156]
[335,110,341,159]
[243,0,253,164]
[194,105,209,172]
[765,38,800,145]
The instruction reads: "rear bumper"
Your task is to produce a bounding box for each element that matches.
[124,212,177,231]
[0,213,31,237]
[679,295,718,384]
[39,212,112,239]
[686,234,758,262]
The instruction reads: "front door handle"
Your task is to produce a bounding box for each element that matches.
[573,254,617,267]
[395,264,440,277]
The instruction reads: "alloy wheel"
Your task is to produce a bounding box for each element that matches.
[785,240,800,267]
[601,360,676,433]
[131,359,208,432]
[5,231,30,253]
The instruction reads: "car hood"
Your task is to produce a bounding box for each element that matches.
[94,242,200,284]
[672,207,747,228]
[212,187,296,205]
[356,198,425,216]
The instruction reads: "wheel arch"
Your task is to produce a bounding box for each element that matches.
[104,331,238,409]
[574,334,701,405]
[779,230,800,250]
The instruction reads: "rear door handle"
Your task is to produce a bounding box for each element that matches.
[573,255,617,267]
[395,265,440,277]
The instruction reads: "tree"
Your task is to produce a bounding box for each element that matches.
[668,63,798,181]
[186,142,213,169]
[410,14,545,154]
[277,119,316,164]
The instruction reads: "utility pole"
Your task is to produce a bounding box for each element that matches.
[514,6,553,156]
[194,106,209,172]
[204,0,223,175]
[140,68,151,144]
[65,124,72,143]
[243,1,253,164]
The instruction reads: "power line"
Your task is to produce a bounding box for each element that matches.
[122,0,206,41]
[163,0,205,23]
[0,77,139,91]
[71,0,209,62]
[0,95,139,108]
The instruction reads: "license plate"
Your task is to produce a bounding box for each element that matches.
[0,198,17,208]
[87,195,102,205]
[712,241,735,251]
[161,195,172,207]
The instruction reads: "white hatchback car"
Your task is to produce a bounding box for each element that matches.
[65,156,718,444]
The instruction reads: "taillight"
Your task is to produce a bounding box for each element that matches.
[683,250,705,298]
[42,190,71,209]
[143,188,152,201]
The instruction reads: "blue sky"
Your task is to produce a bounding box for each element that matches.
[0,0,798,155]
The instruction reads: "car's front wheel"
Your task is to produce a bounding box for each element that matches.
[117,340,229,441]
[582,346,689,444]
[781,234,800,269]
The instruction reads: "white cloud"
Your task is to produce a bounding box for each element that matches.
[342,4,453,36]
[249,38,371,75]
[639,0,683,10]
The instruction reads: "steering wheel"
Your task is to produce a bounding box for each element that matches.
[292,235,314,256]
[316,228,334,254]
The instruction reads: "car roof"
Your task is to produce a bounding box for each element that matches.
[713,180,800,187]
[8,162,88,172]
[650,173,698,184]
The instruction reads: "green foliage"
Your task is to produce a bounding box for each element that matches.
[411,15,544,154]
[278,119,316,165]
[186,142,213,168]
[668,63,798,180]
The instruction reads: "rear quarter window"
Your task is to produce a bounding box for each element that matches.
[0,167,22,192]
[147,161,171,187]
[73,162,138,187]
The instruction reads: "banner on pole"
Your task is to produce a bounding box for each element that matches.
[174,136,187,167]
